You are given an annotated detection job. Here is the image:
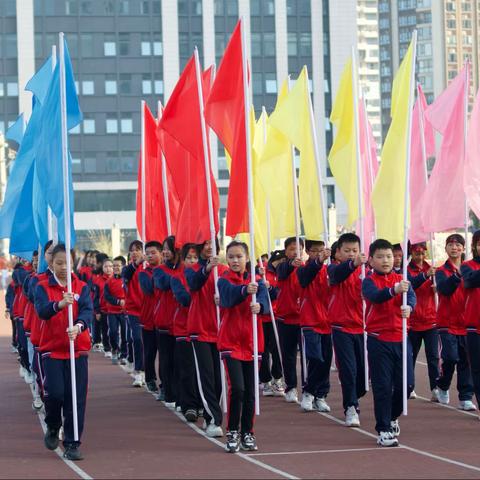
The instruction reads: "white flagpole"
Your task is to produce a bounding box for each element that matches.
[193,48,227,413]
[157,101,172,236]
[351,47,369,393]
[305,67,329,245]
[464,61,470,258]
[240,19,260,415]
[402,31,418,416]
[59,32,79,441]
[140,100,146,248]
[261,107,273,257]
[49,45,58,244]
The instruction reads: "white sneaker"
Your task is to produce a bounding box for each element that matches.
[164,401,176,409]
[431,388,439,403]
[345,406,360,427]
[104,351,112,358]
[32,395,43,410]
[390,420,400,437]
[132,373,143,387]
[377,431,399,447]
[206,423,223,438]
[125,362,134,373]
[459,400,477,411]
[285,388,298,403]
[437,388,450,405]
[272,379,285,397]
[24,371,34,384]
[19,366,25,378]
[262,382,274,397]
[314,397,331,412]
[409,390,417,399]
[202,419,208,430]
[300,392,314,412]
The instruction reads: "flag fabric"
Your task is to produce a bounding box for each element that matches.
[5,114,25,149]
[136,103,179,242]
[465,85,480,219]
[258,80,296,239]
[409,84,435,243]
[372,41,414,244]
[269,67,325,240]
[204,21,248,237]
[421,65,469,233]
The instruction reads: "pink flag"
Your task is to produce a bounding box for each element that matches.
[421,65,469,233]
[465,86,480,219]
[409,84,435,243]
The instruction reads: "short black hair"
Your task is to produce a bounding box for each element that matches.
[226,240,249,255]
[305,239,325,251]
[369,239,393,257]
[181,243,198,261]
[445,233,465,247]
[32,250,38,257]
[113,255,126,266]
[197,237,221,255]
[330,241,338,261]
[472,230,480,258]
[162,235,177,253]
[51,243,74,259]
[284,237,305,249]
[44,240,54,253]
[128,240,143,252]
[145,240,163,251]
[392,243,403,252]
[96,253,109,264]
[337,233,361,249]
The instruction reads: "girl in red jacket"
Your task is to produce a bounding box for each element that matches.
[218,241,269,453]
[34,244,93,461]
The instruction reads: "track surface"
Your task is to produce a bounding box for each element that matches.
[1,292,480,479]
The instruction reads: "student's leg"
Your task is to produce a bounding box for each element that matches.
[192,340,223,426]
[157,332,175,402]
[437,332,457,392]
[224,356,244,433]
[259,322,273,384]
[11,318,17,349]
[408,330,422,370]
[354,333,367,400]
[332,329,358,412]
[142,328,157,384]
[240,360,256,435]
[280,322,300,392]
[174,340,184,410]
[183,341,201,410]
[100,313,111,352]
[210,342,223,403]
[456,335,474,402]
[119,315,129,359]
[92,315,102,345]
[271,320,283,381]
[391,339,414,421]
[17,320,30,371]
[128,315,144,371]
[316,334,333,399]
[42,356,65,433]
[126,316,134,364]
[423,328,440,391]
[107,315,119,355]
[303,329,322,396]
[466,332,480,406]
[63,356,89,447]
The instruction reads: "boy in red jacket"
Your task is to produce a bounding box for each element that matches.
[328,233,367,427]
[362,239,416,447]
[92,258,113,358]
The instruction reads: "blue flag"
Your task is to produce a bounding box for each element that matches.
[5,114,25,149]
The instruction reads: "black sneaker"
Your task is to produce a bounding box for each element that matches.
[197,408,204,417]
[44,427,60,451]
[184,409,198,422]
[146,380,158,393]
[241,432,258,451]
[63,445,84,461]
[225,431,240,453]
[156,388,165,401]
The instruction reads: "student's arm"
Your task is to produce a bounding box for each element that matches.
[460,263,480,289]
[218,278,249,308]
[268,285,279,301]
[76,285,94,330]
[122,263,137,284]
[297,259,322,288]
[276,260,295,281]
[327,260,357,285]
[407,284,416,311]
[27,276,39,303]
[171,277,191,307]
[407,270,429,290]
[138,271,154,296]
[435,269,461,296]
[22,275,31,297]
[153,268,171,291]
[93,283,101,313]
[185,266,210,291]
[34,284,58,320]
[5,283,14,312]
[256,281,270,315]
[104,283,123,306]
[362,277,396,304]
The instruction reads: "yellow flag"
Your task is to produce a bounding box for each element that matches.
[328,58,358,226]
[258,80,296,239]
[372,41,414,244]
[269,67,324,240]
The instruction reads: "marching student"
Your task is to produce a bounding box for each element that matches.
[138,241,163,393]
[392,244,403,274]
[407,242,439,401]
[91,253,109,351]
[92,258,113,358]
[185,238,227,438]
[362,239,415,447]
[297,240,332,413]
[6,278,17,352]
[122,240,146,387]
[170,243,201,421]
[435,234,475,410]
[218,241,268,453]
[259,250,284,397]
[461,229,480,415]
[276,237,304,403]
[77,250,96,283]
[34,244,93,461]
[328,233,367,427]
[104,256,128,366]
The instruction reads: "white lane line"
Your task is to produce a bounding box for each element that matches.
[249,447,389,457]
[415,394,479,418]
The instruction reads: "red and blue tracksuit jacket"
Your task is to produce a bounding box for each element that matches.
[12,265,31,319]
[138,265,158,331]
[93,273,111,315]
[407,261,436,331]
[77,265,93,283]
[27,270,53,346]
[34,274,93,359]
[122,262,145,317]
[275,260,302,325]
[153,262,182,335]
[104,274,126,314]
[170,271,191,338]
[217,270,269,361]
[257,264,279,324]
[435,260,466,335]
[460,257,480,333]
[327,260,364,334]
[362,270,416,342]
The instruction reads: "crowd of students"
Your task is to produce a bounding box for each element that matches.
[5,230,480,459]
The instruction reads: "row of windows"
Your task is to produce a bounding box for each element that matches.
[0,82,19,97]
[74,190,136,212]
[72,77,163,96]
[69,117,135,135]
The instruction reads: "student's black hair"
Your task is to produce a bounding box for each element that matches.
[267,250,286,271]
[128,240,144,252]
[445,233,465,247]
[392,243,403,252]
[43,240,54,254]
[337,233,361,249]
[32,250,38,257]
[369,239,393,258]
[408,241,427,255]
[94,253,109,274]
[330,241,338,262]
[197,237,221,256]
[162,235,177,253]
[472,230,480,258]
[181,243,198,261]
[51,243,74,259]
[226,240,249,255]
[102,257,113,266]
[284,236,305,249]
[81,250,92,267]
[305,239,325,251]
[113,255,127,266]
[145,240,163,251]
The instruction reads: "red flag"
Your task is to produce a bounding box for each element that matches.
[136,102,179,242]
[158,56,219,246]
[204,21,248,236]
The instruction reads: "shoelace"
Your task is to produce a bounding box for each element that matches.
[243,433,255,445]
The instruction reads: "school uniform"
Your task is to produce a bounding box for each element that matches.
[92,273,112,353]
[186,258,228,428]
[34,274,93,447]
[297,259,332,400]
[104,275,128,360]
[362,270,415,433]
[460,257,480,407]
[327,260,366,413]
[407,261,439,391]
[218,270,268,435]
[5,281,16,349]
[276,260,303,393]
[435,261,474,401]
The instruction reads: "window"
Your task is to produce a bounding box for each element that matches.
[154,80,163,94]
[4,34,17,59]
[252,73,262,94]
[153,37,162,56]
[264,33,275,56]
[65,0,78,15]
[299,33,312,56]
[104,36,116,56]
[119,33,130,56]
[105,76,117,95]
[121,115,133,133]
[251,33,261,57]
[82,81,94,95]
[141,41,151,56]
[142,77,152,94]
[263,0,274,15]
[7,82,18,97]
[104,0,115,14]
[81,1,93,14]
[119,74,131,94]
[72,158,82,174]
[75,190,136,212]
[83,157,96,173]
[288,33,297,56]
[448,52,457,62]
[80,34,94,56]
[106,152,120,172]
[0,83,4,97]
[70,124,80,134]
[106,117,119,134]
[121,153,136,172]
[83,118,95,134]
[446,19,456,29]
[118,0,129,14]
[265,74,277,94]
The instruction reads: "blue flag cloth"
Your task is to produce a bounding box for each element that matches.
[5,114,25,149]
